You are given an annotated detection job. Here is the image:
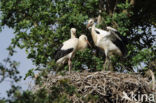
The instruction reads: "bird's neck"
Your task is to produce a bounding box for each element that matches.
[71,34,76,38]
[91,24,97,44]
[71,32,76,38]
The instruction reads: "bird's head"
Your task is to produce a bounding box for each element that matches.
[70,28,76,36]
[87,19,95,29]
[79,35,91,48]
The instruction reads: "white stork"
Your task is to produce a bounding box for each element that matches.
[87,19,127,70]
[70,28,76,38]
[55,34,91,73]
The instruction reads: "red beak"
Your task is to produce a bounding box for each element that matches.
[86,24,91,28]
[86,40,92,47]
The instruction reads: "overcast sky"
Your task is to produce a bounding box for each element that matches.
[0,27,35,98]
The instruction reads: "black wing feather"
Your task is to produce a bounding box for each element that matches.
[54,44,74,61]
[95,30,100,34]
[114,31,128,45]
[112,31,128,56]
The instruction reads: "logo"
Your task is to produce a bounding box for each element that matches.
[122,91,155,102]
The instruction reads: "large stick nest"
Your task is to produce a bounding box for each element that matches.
[33,71,155,103]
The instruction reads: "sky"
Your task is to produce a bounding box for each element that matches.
[0,27,35,98]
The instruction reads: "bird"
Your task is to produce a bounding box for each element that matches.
[70,28,76,38]
[87,18,127,70]
[54,34,91,73]
[97,10,102,25]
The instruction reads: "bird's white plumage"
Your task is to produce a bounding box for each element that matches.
[87,19,127,70]
[87,19,123,56]
[57,38,79,64]
[55,27,90,73]
[77,35,88,51]
[95,28,109,37]
[106,26,117,32]
[95,26,121,42]
[62,38,78,50]
[98,38,122,56]
[95,28,112,47]
[106,27,122,41]
[56,35,89,64]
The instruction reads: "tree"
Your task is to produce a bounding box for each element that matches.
[0,58,21,83]
[0,41,21,83]
[0,53,21,102]
[0,0,155,74]
[0,0,155,102]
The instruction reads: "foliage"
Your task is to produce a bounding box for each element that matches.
[0,57,21,83]
[6,79,76,103]
[0,0,156,75]
[0,0,156,102]
[71,49,104,72]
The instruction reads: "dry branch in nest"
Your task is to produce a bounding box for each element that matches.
[33,71,156,103]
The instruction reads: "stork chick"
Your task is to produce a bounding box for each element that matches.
[55,35,91,73]
[87,19,127,70]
